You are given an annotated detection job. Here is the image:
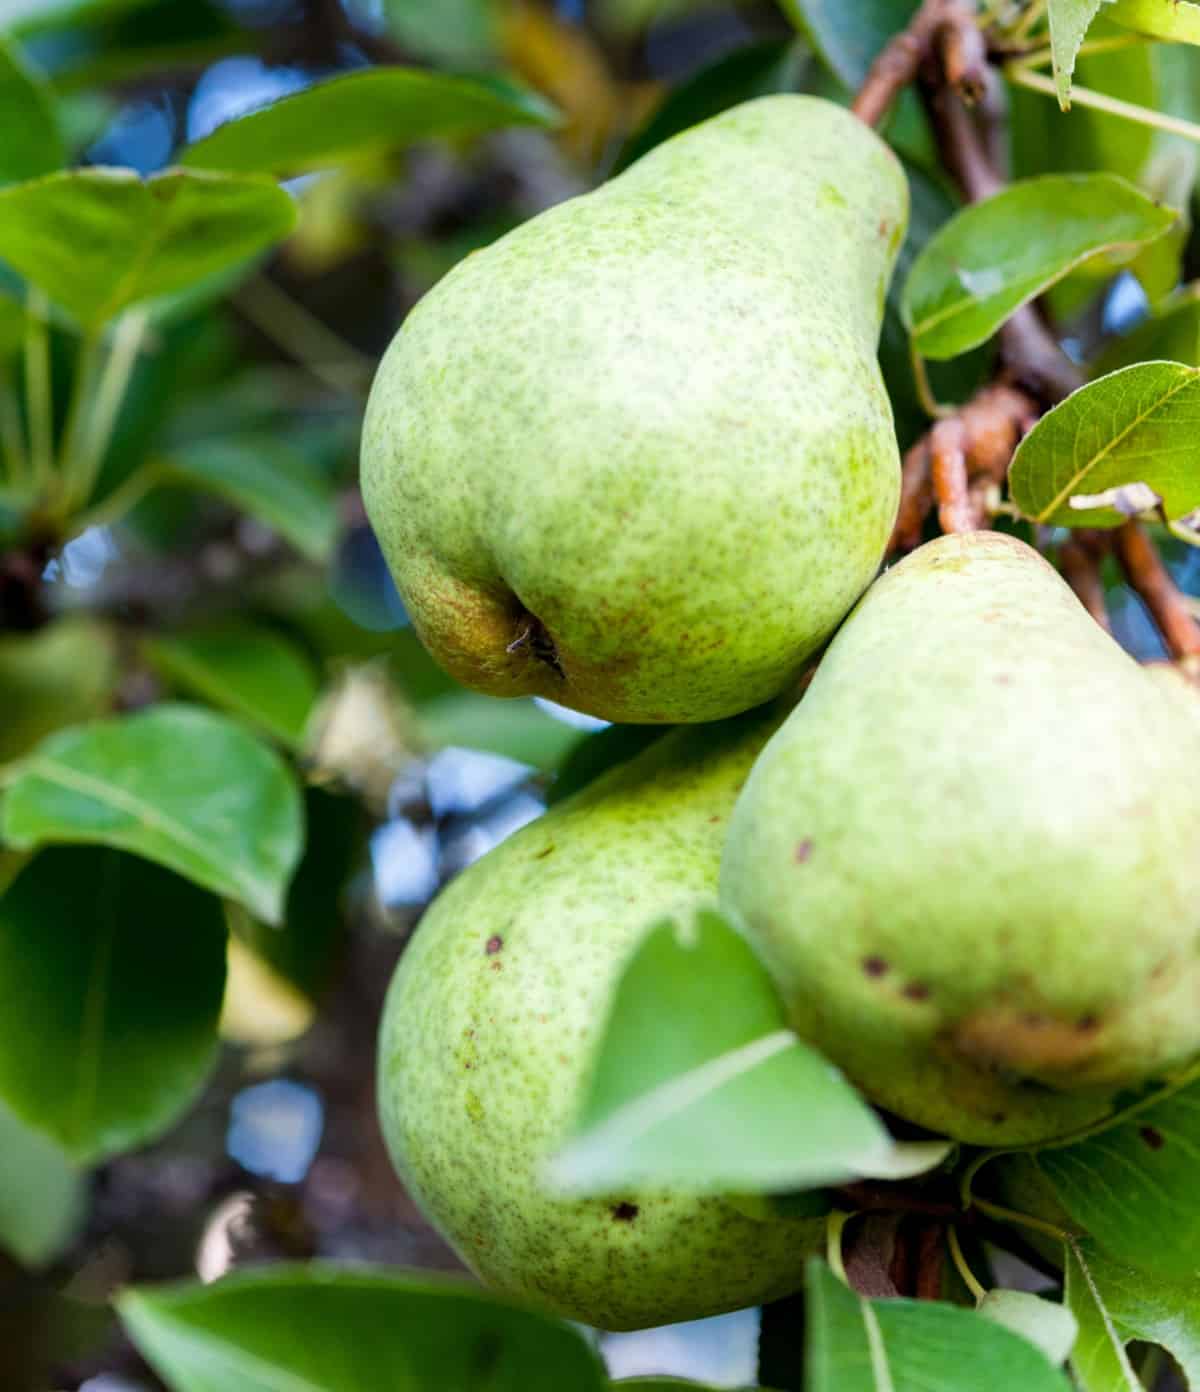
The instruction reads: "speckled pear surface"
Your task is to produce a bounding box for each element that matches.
[361,95,907,723]
[377,705,824,1330]
[722,531,1200,1146]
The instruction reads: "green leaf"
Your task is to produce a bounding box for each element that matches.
[901,174,1175,359]
[119,1264,608,1392]
[383,0,499,68]
[0,616,116,765]
[0,846,226,1163]
[419,691,586,773]
[0,38,63,185]
[235,786,362,1002]
[0,1098,83,1266]
[1064,1242,1142,1391]
[1048,0,1105,107]
[806,1260,1072,1391]
[551,907,947,1196]
[1109,0,1200,42]
[1032,1080,1200,1281]
[778,0,920,90]
[1093,285,1200,376]
[1010,21,1157,184]
[180,67,557,176]
[1069,1238,1200,1387]
[0,166,296,328]
[614,39,805,173]
[614,1384,777,1390]
[143,623,319,748]
[547,724,666,805]
[1,703,304,923]
[978,1291,1078,1367]
[1,0,152,36]
[165,437,337,563]
[1008,361,1200,527]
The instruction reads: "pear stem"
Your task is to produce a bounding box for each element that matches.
[1114,522,1200,659]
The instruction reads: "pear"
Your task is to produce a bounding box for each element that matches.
[361,95,907,724]
[376,703,825,1331]
[722,531,1200,1146]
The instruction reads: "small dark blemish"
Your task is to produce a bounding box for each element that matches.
[709,815,722,824]
[1077,1015,1099,1032]
[1022,1013,1046,1029]
[1140,1125,1165,1151]
[535,845,555,859]
[794,839,814,864]
[485,935,503,955]
[863,956,889,978]
[490,961,502,972]
[991,1112,1007,1125]
[612,1202,639,1222]
[903,983,930,1001]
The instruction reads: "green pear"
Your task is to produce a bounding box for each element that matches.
[361,95,907,724]
[722,531,1200,1146]
[376,704,824,1331]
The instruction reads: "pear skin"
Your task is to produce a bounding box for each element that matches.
[361,95,907,723]
[377,704,824,1330]
[722,531,1200,1146]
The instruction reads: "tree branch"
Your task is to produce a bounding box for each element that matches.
[1114,522,1200,660]
[852,0,979,129]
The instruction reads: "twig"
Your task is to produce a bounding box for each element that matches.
[233,277,375,398]
[915,1221,946,1301]
[1058,533,1112,631]
[23,289,53,489]
[893,439,934,552]
[1114,521,1200,660]
[930,415,973,534]
[852,0,978,129]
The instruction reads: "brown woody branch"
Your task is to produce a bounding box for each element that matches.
[1114,522,1200,660]
[852,0,982,129]
[1058,532,1113,632]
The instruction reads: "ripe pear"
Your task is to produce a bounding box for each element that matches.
[722,531,1200,1146]
[376,704,825,1331]
[361,95,907,724]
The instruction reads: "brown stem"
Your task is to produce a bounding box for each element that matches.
[930,416,975,534]
[915,1222,947,1301]
[1059,533,1112,632]
[851,0,973,129]
[1114,522,1200,659]
[892,440,934,554]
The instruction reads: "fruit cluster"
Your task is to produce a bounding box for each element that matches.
[362,96,1200,1332]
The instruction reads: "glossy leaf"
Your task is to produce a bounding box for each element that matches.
[1068,1239,1200,1387]
[614,39,804,173]
[1048,0,1105,107]
[383,0,498,68]
[551,907,948,1196]
[0,37,63,184]
[143,622,319,748]
[1064,1243,1142,1391]
[1010,21,1157,186]
[902,174,1175,359]
[0,1099,83,1266]
[181,67,557,176]
[778,0,920,89]
[1109,0,1200,42]
[165,437,337,562]
[0,166,296,327]
[235,786,362,1003]
[0,616,116,765]
[1008,361,1200,527]
[0,847,226,1162]
[1093,286,1200,376]
[978,1291,1078,1367]
[1,703,304,923]
[615,1384,777,1391]
[805,1260,1072,1391]
[120,1264,608,1392]
[1033,1079,1200,1280]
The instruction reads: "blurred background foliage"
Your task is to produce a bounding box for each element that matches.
[0,0,1198,1387]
